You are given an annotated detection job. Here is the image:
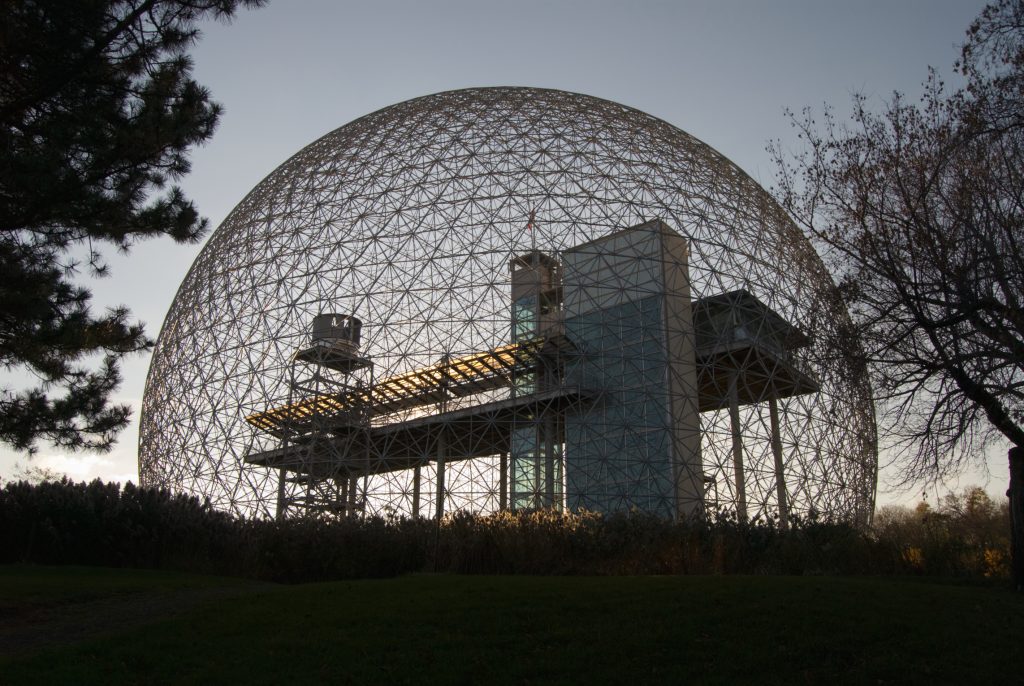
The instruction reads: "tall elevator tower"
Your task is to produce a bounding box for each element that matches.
[509,251,565,509]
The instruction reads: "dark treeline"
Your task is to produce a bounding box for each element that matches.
[0,478,1010,583]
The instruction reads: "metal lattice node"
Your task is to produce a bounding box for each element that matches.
[139,87,876,523]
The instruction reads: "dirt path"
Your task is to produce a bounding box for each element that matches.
[0,585,264,659]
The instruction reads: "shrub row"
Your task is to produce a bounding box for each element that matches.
[0,478,1011,582]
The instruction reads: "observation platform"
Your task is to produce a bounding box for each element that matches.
[244,290,820,479]
[693,290,819,411]
[245,385,592,476]
[293,341,372,373]
[245,335,576,438]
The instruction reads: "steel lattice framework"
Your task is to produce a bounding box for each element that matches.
[139,87,876,523]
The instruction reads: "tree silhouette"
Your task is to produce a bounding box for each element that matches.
[772,0,1024,588]
[0,0,264,452]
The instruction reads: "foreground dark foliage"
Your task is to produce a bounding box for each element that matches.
[0,479,1010,583]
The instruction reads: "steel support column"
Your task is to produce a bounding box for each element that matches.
[729,374,747,522]
[435,432,447,521]
[499,451,508,510]
[276,468,287,521]
[769,398,789,529]
[544,414,555,508]
[412,464,422,517]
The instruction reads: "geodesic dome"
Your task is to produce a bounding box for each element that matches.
[139,87,876,522]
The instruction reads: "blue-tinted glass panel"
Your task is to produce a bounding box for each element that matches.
[564,294,674,517]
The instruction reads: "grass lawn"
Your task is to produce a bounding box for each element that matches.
[0,564,254,610]
[1,566,1020,685]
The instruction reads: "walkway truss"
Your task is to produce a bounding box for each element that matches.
[139,88,877,524]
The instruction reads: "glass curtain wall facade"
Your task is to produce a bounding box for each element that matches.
[561,221,703,518]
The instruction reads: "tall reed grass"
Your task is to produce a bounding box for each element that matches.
[0,478,1010,583]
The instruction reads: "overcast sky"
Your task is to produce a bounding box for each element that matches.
[1,0,1000,507]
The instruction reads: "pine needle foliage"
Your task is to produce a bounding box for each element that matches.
[0,0,264,452]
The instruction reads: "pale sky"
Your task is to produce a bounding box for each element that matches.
[1,0,1003,508]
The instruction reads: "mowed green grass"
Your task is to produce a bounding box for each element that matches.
[0,564,253,611]
[1,567,1021,685]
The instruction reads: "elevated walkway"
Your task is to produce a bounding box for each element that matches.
[245,334,575,438]
[245,385,591,477]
